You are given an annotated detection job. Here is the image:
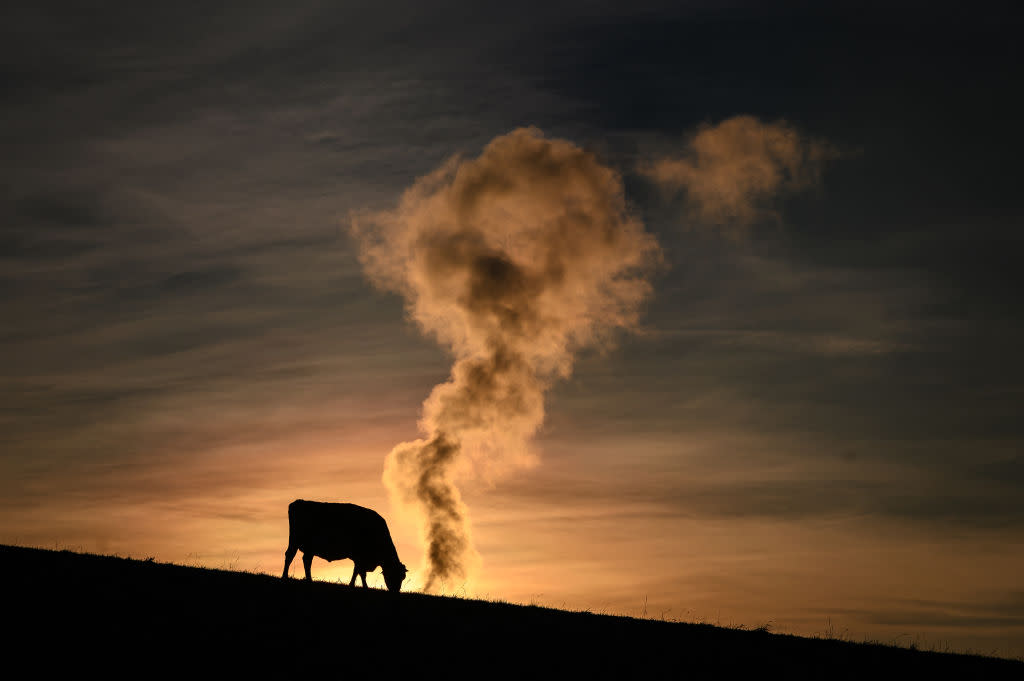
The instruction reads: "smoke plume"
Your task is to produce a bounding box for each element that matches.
[351,127,659,589]
[641,116,834,228]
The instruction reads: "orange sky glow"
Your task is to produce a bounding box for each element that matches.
[6,410,1023,656]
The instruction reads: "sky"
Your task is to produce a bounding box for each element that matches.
[2,1,1023,657]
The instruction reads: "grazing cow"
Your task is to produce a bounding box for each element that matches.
[282,499,407,592]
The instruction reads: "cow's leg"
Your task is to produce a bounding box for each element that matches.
[282,543,297,579]
[350,562,360,587]
[302,552,313,581]
[360,570,369,588]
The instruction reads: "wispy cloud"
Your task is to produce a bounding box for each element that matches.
[641,115,836,230]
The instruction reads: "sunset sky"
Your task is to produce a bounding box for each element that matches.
[3,2,1023,657]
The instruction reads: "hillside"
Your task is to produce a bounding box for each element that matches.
[2,544,1019,677]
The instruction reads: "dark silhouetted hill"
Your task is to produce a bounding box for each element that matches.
[2,544,1019,677]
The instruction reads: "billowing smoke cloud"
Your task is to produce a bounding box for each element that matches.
[352,127,659,589]
[642,116,834,227]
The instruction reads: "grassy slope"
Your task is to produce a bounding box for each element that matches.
[2,544,1020,677]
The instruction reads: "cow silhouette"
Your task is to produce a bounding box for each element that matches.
[282,499,408,592]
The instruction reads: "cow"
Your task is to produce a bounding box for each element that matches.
[282,499,407,592]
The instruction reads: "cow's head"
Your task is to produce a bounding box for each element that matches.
[383,561,407,593]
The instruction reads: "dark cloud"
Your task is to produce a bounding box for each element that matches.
[9,190,108,229]
[0,232,99,260]
[490,432,1024,532]
[833,593,1024,631]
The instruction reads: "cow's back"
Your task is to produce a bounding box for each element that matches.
[288,499,392,562]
